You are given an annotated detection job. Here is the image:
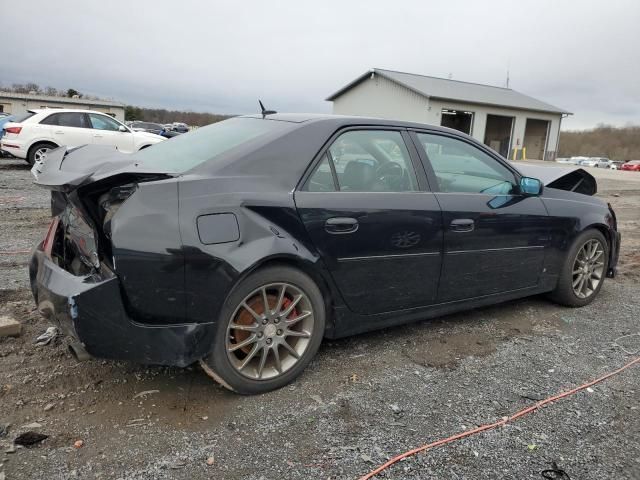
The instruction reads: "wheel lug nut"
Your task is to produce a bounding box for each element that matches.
[274,318,280,324]
[262,318,268,325]
[257,332,263,338]
[277,329,283,335]
[266,338,272,345]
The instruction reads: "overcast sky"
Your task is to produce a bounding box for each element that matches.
[2,0,638,130]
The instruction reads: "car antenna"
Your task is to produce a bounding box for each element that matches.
[259,100,277,118]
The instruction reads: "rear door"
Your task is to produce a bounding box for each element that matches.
[88,113,135,152]
[410,130,550,302]
[40,112,93,148]
[295,128,443,315]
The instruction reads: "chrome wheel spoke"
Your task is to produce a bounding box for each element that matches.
[239,343,260,370]
[261,287,270,314]
[273,346,283,374]
[280,340,300,359]
[257,347,268,378]
[281,294,302,318]
[285,329,311,338]
[242,301,263,322]
[229,322,259,332]
[285,310,311,326]
[228,334,257,352]
[275,284,286,314]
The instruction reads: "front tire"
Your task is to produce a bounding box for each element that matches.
[200,266,325,394]
[550,229,609,307]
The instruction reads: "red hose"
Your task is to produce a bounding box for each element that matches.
[359,356,640,480]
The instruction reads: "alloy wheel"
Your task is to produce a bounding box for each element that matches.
[572,239,605,299]
[226,283,314,380]
[34,147,51,162]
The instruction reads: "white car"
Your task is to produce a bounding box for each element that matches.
[0,109,165,165]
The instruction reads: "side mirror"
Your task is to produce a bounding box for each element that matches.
[520,176,543,196]
[118,125,128,133]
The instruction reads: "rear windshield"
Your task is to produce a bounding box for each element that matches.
[132,117,290,172]
[13,112,36,123]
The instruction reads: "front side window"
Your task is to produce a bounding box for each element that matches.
[89,113,122,131]
[416,133,516,194]
[305,130,419,192]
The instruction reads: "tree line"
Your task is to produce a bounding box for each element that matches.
[2,82,89,99]
[124,106,232,127]
[559,125,640,161]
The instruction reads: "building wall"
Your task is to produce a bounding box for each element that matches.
[0,96,125,122]
[331,75,563,160]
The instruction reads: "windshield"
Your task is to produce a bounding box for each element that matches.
[132,117,291,173]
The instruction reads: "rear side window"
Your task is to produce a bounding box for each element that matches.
[132,117,290,173]
[12,112,35,123]
[40,112,89,128]
[304,130,419,192]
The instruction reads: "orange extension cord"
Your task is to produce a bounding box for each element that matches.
[359,355,640,480]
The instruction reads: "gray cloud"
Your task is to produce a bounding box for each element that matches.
[2,0,638,129]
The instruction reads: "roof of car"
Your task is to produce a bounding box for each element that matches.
[29,108,119,116]
[239,112,464,134]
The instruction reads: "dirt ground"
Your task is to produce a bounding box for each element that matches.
[1,159,639,480]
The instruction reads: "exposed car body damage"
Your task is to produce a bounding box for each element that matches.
[29,114,621,375]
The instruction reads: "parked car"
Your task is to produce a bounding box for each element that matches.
[129,121,165,135]
[170,122,189,133]
[609,161,624,170]
[593,158,613,168]
[29,114,620,394]
[578,158,599,167]
[621,160,640,171]
[0,109,165,165]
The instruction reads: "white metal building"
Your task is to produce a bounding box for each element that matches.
[327,69,571,161]
[0,91,125,122]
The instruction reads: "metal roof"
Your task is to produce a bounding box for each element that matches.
[326,68,571,115]
[0,91,124,108]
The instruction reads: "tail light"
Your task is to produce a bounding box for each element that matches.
[5,126,22,135]
[43,217,60,257]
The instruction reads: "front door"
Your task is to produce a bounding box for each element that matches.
[411,131,550,303]
[88,113,135,152]
[295,129,443,315]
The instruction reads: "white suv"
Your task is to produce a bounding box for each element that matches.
[0,109,165,165]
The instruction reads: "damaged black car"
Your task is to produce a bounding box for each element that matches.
[29,114,621,394]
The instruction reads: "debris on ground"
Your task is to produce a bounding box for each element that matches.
[14,431,48,447]
[73,439,84,449]
[206,456,215,466]
[0,316,21,337]
[132,389,159,399]
[34,326,59,346]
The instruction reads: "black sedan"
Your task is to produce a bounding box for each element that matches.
[29,114,620,394]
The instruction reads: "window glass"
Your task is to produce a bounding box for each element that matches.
[89,113,122,131]
[306,155,336,192]
[132,117,291,173]
[40,112,88,128]
[325,130,419,192]
[417,133,516,194]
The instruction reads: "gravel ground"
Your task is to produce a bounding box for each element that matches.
[0,159,639,480]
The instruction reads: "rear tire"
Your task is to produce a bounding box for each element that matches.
[549,229,609,307]
[27,142,57,166]
[200,265,325,394]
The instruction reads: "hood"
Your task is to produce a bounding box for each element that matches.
[513,162,597,196]
[31,145,174,192]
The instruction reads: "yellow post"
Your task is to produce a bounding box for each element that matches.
[512,148,517,161]
[523,147,527,161]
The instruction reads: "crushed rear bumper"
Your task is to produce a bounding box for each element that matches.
[29,246,215,367]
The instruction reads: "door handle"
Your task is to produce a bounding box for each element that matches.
[54,130,63,134]
[325,217,359,234]
[450,219,474,232]
[93,134,103,138]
